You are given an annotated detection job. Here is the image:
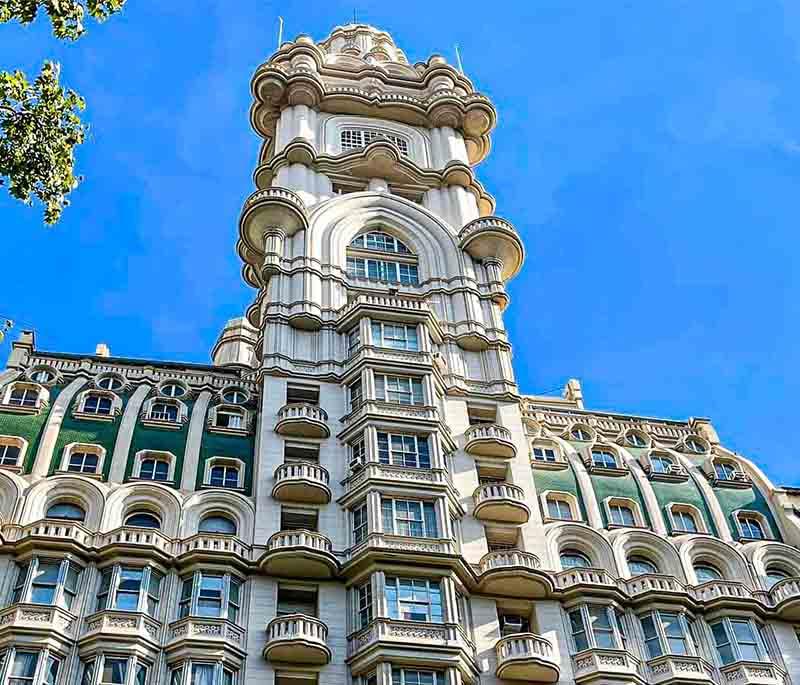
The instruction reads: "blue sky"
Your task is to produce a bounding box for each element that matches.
[2,1,799,486]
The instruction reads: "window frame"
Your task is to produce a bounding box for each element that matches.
[203,457,245,490]
[80,654,149,685]
[0,648,61,685]
[132,450,176,483]
[59,442,105,476]
[560,550,592,570]
[177,570,243,624]
[377,432,430,469]
[669,504,705,534]
[10,557,82,610]
[168,662,237,685]
[567,603,624,652]
[374,374,425,406]
[370,321,419,351]
[385,576,443,623]
[0,435,27,469]
[352,501,369,546]
[736,511,771,541]
[94,564,163,618]
[709,616,770,665]
[381,497,438,538]
[639,610,695,659]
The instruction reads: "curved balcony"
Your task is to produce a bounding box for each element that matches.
[458,216,525,280]
[647,655,715,685]
[478,550,550,598]
[464,424,516,460]
[238,187,307,262]
[272,462,331,504]
[263,614,331,665]
[691,580,765,610]
[473,483,530,524]
[769,577,800,620]
[260,530,338,579]
[572,649,642,684]
[496,633,559,683]
[274,403,330,439]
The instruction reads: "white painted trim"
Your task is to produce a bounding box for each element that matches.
[109,384,151,483]
[132,449,177,483]
[181,390,213,488]
[203,456,246,490]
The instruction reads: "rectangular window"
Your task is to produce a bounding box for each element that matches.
[371,322,419,351]
[353,502,368,545]
[348,326,361,356]
[8,651,40,685]
[547,498,573,521]
[569,605,619,652]
[374,375,424,405]
[377,432,430,468]
[102,658,128,685]
[672,509,698,533]
[349,380,363,412]
[96,566,161,617]
[381,498,437,537]
[610,504,636,526]
[346,257,419,285]
[532,446,556,462]
[284,441,320,463]
[385,577,442,623]
[286,384,319,405]
[357,581,373,630]
[350,437,366,468]
[392,670,441,685]
[280,508,318,532]
[277,586,317,617]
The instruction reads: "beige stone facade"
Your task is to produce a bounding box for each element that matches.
[0,22,798,685]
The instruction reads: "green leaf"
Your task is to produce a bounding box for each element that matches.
[0,61,87,224]
[0,0,126,40]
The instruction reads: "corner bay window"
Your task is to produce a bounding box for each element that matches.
[96,565,162,617]
[375,374,424,405]
[169,663,236,685]
[353,502,368,545]
[371,321,419,351]
[386,577,442,622]
[569,604,624,651]
[392,670,442,685]
[178,571,241,623]
[640,611,693,658]
[81,656,148,685]
[381,498,438,537]
[378,432,430,468]
[11,558,80,609]
[1,650,59,685]
[710,617,770,665]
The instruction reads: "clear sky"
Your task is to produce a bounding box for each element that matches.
[2,2,798,486]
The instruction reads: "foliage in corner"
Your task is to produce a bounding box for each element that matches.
[0,0,126,40]
[0,62,87,224]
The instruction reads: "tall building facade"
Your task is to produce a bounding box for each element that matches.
[0,22,799,685]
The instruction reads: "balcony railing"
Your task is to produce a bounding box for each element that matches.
[478,550,549,599]
[464,424,516,459]
[473,483,530,523]
[0,603,76,638]
[168,616,245,647]
[273,462,331,504]
[275,403,330,438]
[82,610,161,643]
[496,633,559,682]
[261,530,338,579]
[348,618,474,659]
[264,614,331,664]
[480,550,541,572]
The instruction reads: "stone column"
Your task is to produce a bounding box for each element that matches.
[180,390,213,489]
[31,377,88,478]
[109,384,151,483]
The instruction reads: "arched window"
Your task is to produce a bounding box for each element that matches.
[149,401,179,422]
[625,431,648,448]
[670,505,702,534]
[140,458,169,481]
[560,550,592,569]
[125,512,161,529]
[764,567,791,589]
[97,375,124,391]
[546,495,575,521]
[649,454,675,474]
[628,556,658,576]
[46,502,86,521]
[222,388,247,404]
[684,436,707,454]
[737,513,766,540]
[31,368,55,383]
[591,449,618,469]
[570,426,592,442]
[82,392,113,416]
[160,382,187,398]
[7,384,41,408]
[350,231,412,254]
[199,515,237,536]
[694,564,723,583]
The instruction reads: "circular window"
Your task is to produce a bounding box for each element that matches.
[160,382,186,398]
[685,437,707,454]
[628,556,658,576]
[765,567,791,588]
[694,564,723,583]
[222,388,247,405]
[125,512,161,529]
[30,368,55,384]
[626,432,647,448]
[570,427,592,442]
[199,514,237,535]
[560,550,591,569]
[46,502,85,521]
[97,375,124,391]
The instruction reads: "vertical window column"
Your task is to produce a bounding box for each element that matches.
[439,576,460,623]
[363,425,379,464]
[367,491,383,535]
[421,375,435,406]
[361,317,374,347]
[363,368,376,403]
[435,498,451,541]
[417,322,431,353]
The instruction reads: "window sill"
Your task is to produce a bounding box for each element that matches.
[710,477,753,490]
[56,469,103,480]
[606,522,647,531]
[0,403,43,416]
[127,476,176,486]
[587,465,628,477]
[0,464,23,473]
[140,418,184,431]
[200,483,246,493]
[531,460,569,471]
[647,471,689,483]
[72,410,118,423]
[543,516,583,524]
[206,424,250,437]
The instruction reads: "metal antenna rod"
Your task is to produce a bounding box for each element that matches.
[455,43,464,74]
[277,16,284,48]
